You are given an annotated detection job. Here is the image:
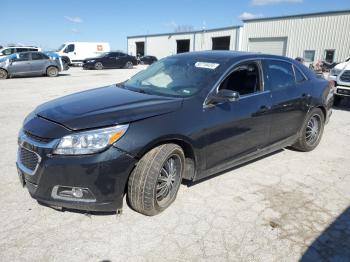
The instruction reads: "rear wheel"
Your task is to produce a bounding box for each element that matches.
[128,144,185,216]
[94,62,103,70]
[46,66,58,77]
[124,61,133,69]
[333,95,342,106]
[292,108,324,152]
[0,69,8,79]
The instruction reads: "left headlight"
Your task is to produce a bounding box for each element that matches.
[330,68,341,76]
[87,59,95,63]
[53,124,129,155]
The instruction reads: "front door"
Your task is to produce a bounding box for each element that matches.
[8,52,31,76]
[202,61,272,177]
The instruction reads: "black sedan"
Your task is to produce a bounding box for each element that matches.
[83,52,137,70]
[138,55,158,65]
[17,51,333,216]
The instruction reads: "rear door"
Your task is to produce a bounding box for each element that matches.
[103,52,118,68]
[263,59,310,144]
[30,52,50,75]
[8,52,32,75]
[115,52,127,68]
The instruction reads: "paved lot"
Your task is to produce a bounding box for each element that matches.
[0,67,349,262]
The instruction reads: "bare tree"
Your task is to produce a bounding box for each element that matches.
[174,25,194,33]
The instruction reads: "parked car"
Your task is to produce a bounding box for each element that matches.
[82,52,137,70]
[0,51,63,79]
[17,51,333,216]
[0,46,41,57]
[55,42,110,66]
[138,55,158,65]
[328,58,350,105]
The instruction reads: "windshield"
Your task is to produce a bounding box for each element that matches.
[124,56,223,97]
[56,44,65,52]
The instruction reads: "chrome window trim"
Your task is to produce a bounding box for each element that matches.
[292,63,309,82]
[203,57,310,108]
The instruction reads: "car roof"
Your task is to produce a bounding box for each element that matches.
[173,50,295,63]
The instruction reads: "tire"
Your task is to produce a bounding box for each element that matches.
[46,66,58,77]
[0,69,8,79]
[333,95,342,106]
[94,62,103,70]
[128,144,185,216]
[292,108,325,152]
[124,61,133,69]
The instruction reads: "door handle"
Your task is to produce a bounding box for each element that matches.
[302,93,311,98]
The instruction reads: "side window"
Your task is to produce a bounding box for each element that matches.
[117,52,126,57]
[293,65,307,83]
[13,53,30,62]
[266,60,295,90]
[32,52,49,60]
[108,52,117,57]
[2,49,12,55]
[64,44,75,53]
[16,48,29,52]
[219,62,261,96]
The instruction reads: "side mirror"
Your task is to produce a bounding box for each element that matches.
[206,89,240,106]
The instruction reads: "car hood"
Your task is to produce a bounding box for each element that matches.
[35,85,183,130]
[334,61,350,71]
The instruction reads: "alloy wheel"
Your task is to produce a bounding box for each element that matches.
[305,114,321,146]
[95,62,103,70]
[156,155,181,207]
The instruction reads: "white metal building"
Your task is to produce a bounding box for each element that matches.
[240,10,350,63]
[127,10,350,63]
[127,26,241,59]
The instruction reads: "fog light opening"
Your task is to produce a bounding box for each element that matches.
[51,185,96,203]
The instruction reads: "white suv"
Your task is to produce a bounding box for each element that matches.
[0,46,41,57]
[328,57,350,105]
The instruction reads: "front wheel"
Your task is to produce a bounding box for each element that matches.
[0,69,8,79]
[128,144,185,216]
[124,61,133,69]
[292,108,324,152]
[46,66,58,77]
[94,62,103,70]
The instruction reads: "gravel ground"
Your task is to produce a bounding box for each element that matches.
[0,67,349,262]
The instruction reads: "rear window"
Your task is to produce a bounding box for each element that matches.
[294,65,307,83]
[265,60,295,90]
[32,52,49,60]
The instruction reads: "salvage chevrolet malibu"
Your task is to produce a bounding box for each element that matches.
[17,51,333,216]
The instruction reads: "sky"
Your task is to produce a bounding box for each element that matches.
[2,0,350,52]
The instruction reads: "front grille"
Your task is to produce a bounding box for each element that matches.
[19,147,39,172]
[340,70,350,82]
[24,131,52,143]
[337,88,350,96]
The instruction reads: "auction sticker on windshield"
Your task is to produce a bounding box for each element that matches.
[195,62,220,70]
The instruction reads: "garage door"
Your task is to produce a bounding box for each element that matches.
[248,37,287,56]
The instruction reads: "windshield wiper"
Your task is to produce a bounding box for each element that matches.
[117,83,150,95]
